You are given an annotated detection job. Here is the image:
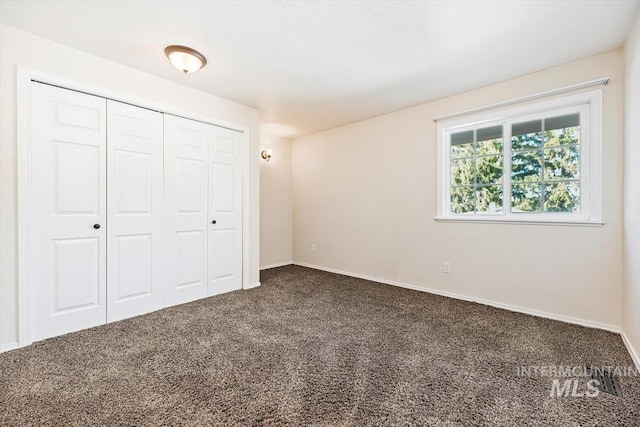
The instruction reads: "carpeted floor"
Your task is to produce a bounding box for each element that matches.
[0,265,638,426]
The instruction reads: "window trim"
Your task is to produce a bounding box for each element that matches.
[436,90,603,226]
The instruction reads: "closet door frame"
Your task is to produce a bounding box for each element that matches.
[15,67,251,348]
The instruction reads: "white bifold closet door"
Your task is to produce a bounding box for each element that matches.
[163,115,210,306]
[30,83,107,341]
[106,100,164,322]
[29,83,243,342]
[164,115,243,306]
[208,125,243,295]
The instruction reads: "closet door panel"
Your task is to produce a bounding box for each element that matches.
[164,115,208,306]
[30,83,107,341]
[208,125,243,296]
[106,100,164,321]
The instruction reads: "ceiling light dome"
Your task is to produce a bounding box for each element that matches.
[164,45,207,74]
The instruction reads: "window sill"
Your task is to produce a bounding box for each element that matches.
[434,216,604,227]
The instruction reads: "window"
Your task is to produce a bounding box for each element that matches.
[437,91,602,225]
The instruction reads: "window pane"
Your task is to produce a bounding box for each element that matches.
[451,142,474,158]
[511,183,542,212]
[451,130,474,145]
[511,150,542,182]
[476,185,503,213]
[477,125,503,141]
[545,126,580,147]
[476,155,503,184]
[477,139,503,156]
[544,181,580,213]
[512,119,543,151]
[544,146,580,180]
[451,158,474,186]
[512,119,542,136]
[451,130,474,158]
[545,113,579,130]
[544,115,580,147]
[451,187,475,214]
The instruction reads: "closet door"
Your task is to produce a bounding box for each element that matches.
[106,101,164,321]
[208,125,243,295]
[164,114,209,306]
[30,83,107,341]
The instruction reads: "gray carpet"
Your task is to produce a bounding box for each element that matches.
[0,265,638,426]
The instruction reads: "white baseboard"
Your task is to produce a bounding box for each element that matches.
[244,281,261,290]
[0,342,19,354]
[260,261,293,270]
[621,331,640,371]
[293,261,620,333]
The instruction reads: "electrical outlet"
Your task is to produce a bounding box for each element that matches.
[311,244,316,252]
[443,262,452,274]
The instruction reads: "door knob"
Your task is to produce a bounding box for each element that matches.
[211,220,217,224]
[93,224,101,229]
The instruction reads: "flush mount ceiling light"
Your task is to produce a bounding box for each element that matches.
[164,45,207,74]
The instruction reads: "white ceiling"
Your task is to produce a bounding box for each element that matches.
[1,0,638,138]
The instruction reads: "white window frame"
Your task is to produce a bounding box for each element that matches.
[436,90,603,226]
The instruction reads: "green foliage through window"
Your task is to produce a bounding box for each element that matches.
[450,125,503,214]
[449,113,580,215]
[511,113,580,213]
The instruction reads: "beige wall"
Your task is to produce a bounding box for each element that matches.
[260,135,293,268]
[293,49,624,330]
[623,13,640,366]
[0,24,261,346]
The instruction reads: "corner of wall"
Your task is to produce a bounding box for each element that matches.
[622,10,640,370]
[259,134,293,268]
